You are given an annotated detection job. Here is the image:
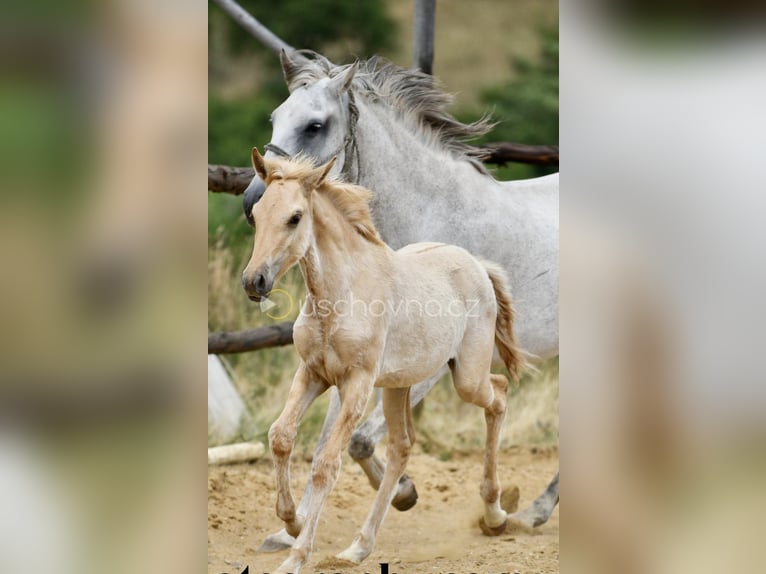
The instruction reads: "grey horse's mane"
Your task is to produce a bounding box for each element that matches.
[287,50,494,173]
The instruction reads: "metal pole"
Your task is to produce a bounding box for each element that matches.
[412,0,436,74]
[212,0,293,55]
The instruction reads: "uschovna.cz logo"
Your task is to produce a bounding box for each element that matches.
[257,290,482,321]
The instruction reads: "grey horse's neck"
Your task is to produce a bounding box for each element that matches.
[351,97,485,249]
[347,95,559,359]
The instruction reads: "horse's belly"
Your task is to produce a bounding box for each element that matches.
[375,355,447,388]
[375,327,457,388]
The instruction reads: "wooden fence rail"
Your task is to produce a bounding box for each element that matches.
[208,164,256,196]
[208,322,294,354]
[473,143,560,167]
[208,143,559,195]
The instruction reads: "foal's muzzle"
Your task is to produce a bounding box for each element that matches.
[242,269,273,302]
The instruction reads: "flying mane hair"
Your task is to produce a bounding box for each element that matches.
[264,154,384,246]
[285,50,495,173]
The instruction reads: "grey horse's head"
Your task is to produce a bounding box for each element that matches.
[243,50,357,226]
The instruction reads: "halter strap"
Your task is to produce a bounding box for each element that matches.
[263,142,291,158]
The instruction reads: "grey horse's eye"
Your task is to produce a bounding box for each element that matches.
[305,122,323,135]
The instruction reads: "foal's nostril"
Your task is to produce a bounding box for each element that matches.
[242,270,270,298]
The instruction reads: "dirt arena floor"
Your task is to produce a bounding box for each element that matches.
[208,445,558,574]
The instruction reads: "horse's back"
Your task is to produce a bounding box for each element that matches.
[395,242,488,285]
[498,171,558,195]
[393,241,496,326]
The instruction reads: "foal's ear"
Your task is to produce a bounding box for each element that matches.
[307,156,337,191]
[330,61,358,94]
[251,147,268,180]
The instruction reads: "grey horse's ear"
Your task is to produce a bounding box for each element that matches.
[330,61,358,94]
[280,49,301,90]
[251,147,268,180]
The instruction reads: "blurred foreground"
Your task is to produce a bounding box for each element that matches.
[0,1,207,573]
[561,3,766,573]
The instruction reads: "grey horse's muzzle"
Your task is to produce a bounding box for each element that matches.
[243,143,291,225]
[243,176,266,226]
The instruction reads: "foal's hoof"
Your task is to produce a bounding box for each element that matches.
[479,516,508,536]
[391,476,418,511]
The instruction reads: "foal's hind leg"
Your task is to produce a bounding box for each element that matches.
[478,374,510,535]
[451,356,509,535]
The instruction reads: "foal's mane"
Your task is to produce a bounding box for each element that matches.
[266,155,383,246]
[287,50,494,173]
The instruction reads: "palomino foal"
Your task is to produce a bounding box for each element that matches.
[242,150,525,573]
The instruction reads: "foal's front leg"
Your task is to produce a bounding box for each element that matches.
[348,367,446,510]
[268,363,328,537]
[338,387,414,564]
[274,370,374,574]
[258,369,449,554]
[257,386,342,553]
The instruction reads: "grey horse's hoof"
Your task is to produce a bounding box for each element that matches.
[478,516,508,536]
[391,475,418,511]
[256,529,295,553]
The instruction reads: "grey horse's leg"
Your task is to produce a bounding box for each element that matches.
[348,368,446,511]
[507,471,559,528]
[257,386,342,553]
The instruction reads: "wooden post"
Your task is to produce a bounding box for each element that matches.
[208,355,251,445]
[412,0,436,74]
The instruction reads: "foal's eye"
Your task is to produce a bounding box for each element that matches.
[288,213,302,227]
[305,122,323,135]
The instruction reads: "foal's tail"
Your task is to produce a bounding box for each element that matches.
[482,260,527,382]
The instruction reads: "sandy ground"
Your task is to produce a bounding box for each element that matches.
[208,445,558,574]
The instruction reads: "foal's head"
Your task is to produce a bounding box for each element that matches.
[242,148,335,301]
